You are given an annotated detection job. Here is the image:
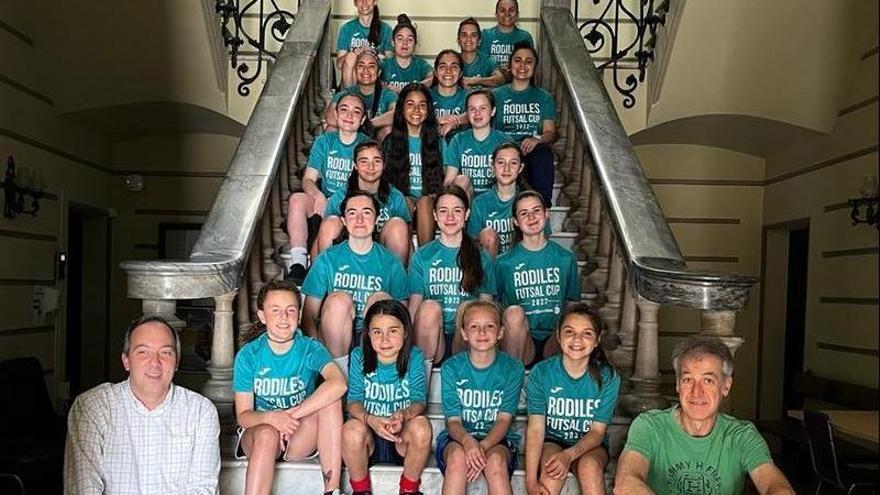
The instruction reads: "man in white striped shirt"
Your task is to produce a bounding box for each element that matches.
[64,316,221,494]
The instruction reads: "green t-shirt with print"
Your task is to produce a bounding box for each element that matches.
[401,135,448,199]
[493,84,557,144]
[325,184,411,231]
[466,186,552,253]
[381,57,432,93]
[623,406,775,495]
[462,52,499,79]
[347,346,426,417]
[479,26,534,69]
[306,131,370,197]
[444,129,513,194]
[336,18,393,53]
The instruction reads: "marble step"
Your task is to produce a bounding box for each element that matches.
[549,205,571,233]
[219,452,608,494]
[549,231,578,251]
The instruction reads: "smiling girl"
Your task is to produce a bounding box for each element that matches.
[381,14,433,93]
[429,50,468,138]
[495,190,580,365]
[458,17,505,89]
[326,50,397,140]
[481,0,534,72]
[525,304,620,495]
[336,0,393,87]
[408,185,496,378]
[343,299,432,495]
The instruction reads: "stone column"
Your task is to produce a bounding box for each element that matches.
[598,244,624,347]
[202,292,237,425]
[622,298,669,415]
[610,279,637,394]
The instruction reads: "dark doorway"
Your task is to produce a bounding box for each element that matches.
[782,227,809,411]
[64,205,111,397]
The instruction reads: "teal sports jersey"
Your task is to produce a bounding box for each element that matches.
[331,85,398,117]
[233,331,332,411]
[407,240,497,334]
[348,346,427,417]
[492,84,557,143]
[444,129,513,194]
[495,241,580,340]
[526,355,620,446]
[429,86,467,120]
[462,52,499,79]
[440,351,524,443]
[479,26,534,68]
[325,184,411,231]
[306,131,370,197]
[301,241,409,331]
[336,18,393,53]
[404,135,448,199]
[623,407,774,495]
[380,57,433,92]
[466,187,552,253]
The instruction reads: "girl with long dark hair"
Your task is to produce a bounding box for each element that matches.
[342,299,432,495]
[457,17,505,89]
[315,141,411,264]
[336,0,393,87]
[384,83,457,245]
[429,49,468,138]
[381,14,433,93]
[496,189,579,365]
[408,185,496,377]
[493,42,558,206]
[524,304,620,495]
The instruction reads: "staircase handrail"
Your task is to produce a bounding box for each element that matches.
[541,6,757,310]
[120,0,331,301]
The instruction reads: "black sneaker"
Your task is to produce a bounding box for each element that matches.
[284,263,307,285]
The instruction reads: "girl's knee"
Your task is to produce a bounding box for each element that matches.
[404,416,433,448]
[484,448,510,477]
[342,419,370,446]
[503,305,527,327]
[323,291,354,315]
[444,443,467,470]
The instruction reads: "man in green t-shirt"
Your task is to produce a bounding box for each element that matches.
[615,336,794,495]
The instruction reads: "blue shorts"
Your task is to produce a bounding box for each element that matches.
[369,433,404,466]
[434,430,518,477]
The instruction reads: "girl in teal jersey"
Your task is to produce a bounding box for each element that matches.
[316,141,411,264]
[381,15,433,93]
[301,190,409,377]
[384,83,457,246]
[286,93,368,281]
[233,282,347,495]
[343,300,432,495]
[497,189,580,365]
[409,185,496,375]
[524,304,620,495]
[481,0,534,73]
[436,300,524,495]
[326,50,397,141]
[457,17,505,89]
[429,50,468,139]
[493,42,558,206]
[336,0,393,87]
[445,89,515,199]
[467,142,533,257]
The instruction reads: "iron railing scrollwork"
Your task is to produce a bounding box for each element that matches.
[215,0,300,96]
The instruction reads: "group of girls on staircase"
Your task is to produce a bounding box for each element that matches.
[229,1,621,494]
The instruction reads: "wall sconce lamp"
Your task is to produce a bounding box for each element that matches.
[3,156,44,219]
[848,176,879,228]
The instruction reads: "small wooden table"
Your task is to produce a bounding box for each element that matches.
[788,409,879,451]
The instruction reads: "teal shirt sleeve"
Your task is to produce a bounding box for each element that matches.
[407,250,426,296]
[540,89,557,120]
[522,30,535,47]
[388,189,412,222]
[622,412,656,459]
[379,22,393,52]
[379,89,397,113]
[478,252,497,296]
[466,197,484,238]
[500,356,525,414]
[306,134,329,177]
[525,361,547,415]
[301,254,331,299]
[593,367,620,424]
[416,58,432,80]
[565,251,580,301]
[307,337,333,374]
[232,344,254,393]
[388,258,410,300]
[326,190,344,217]
[347,348,366,403]
[443,134,460,170]
[336,21,352,51]
[440,360,462,419]
[408,347,427,404]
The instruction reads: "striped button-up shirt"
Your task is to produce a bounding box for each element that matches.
[64,380,220,494]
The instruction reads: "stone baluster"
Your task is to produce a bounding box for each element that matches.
[562,133,584,214]
[581,175,602,258]
[236,277,253,345]
[270,181,288,249]
[295,111,309,168]
[611,278,638,394]
[261,212,280,282]
[202,292,237,424]
[598,242,624,347]
[248,244,263,316]
[622,299,669,415]
[286,132,302,193]
[567,138,589,225]
[700,310,745,359]
[317,26,334,105]
[587,211,612,293]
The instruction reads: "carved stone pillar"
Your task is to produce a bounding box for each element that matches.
[598,244,624,348]
[621,298,669,415]
[270,182,288,249]
[610,279,637,394]
[261,213,281,282]
[587,213,612,293]
[236,278,253,345]
[202,292,237,424]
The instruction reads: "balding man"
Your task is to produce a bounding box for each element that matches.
[64,317,220,494]
[614,336,794,495]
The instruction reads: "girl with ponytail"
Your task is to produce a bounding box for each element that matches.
[381,14,433,93]
[337,0,393,87]
[408,185,497,377]
[524,303,620,495]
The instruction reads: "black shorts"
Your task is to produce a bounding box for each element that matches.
[437,332,457,365]
[368,433,404,466]
[527,335,551,368]
[434,432,518,477]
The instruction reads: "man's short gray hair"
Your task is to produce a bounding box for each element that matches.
[122,316,181,358]
[672,336,734,379]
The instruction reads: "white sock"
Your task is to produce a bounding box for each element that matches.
[333,354,350,381]
[423,358,434,392]
[289,247,308,267]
